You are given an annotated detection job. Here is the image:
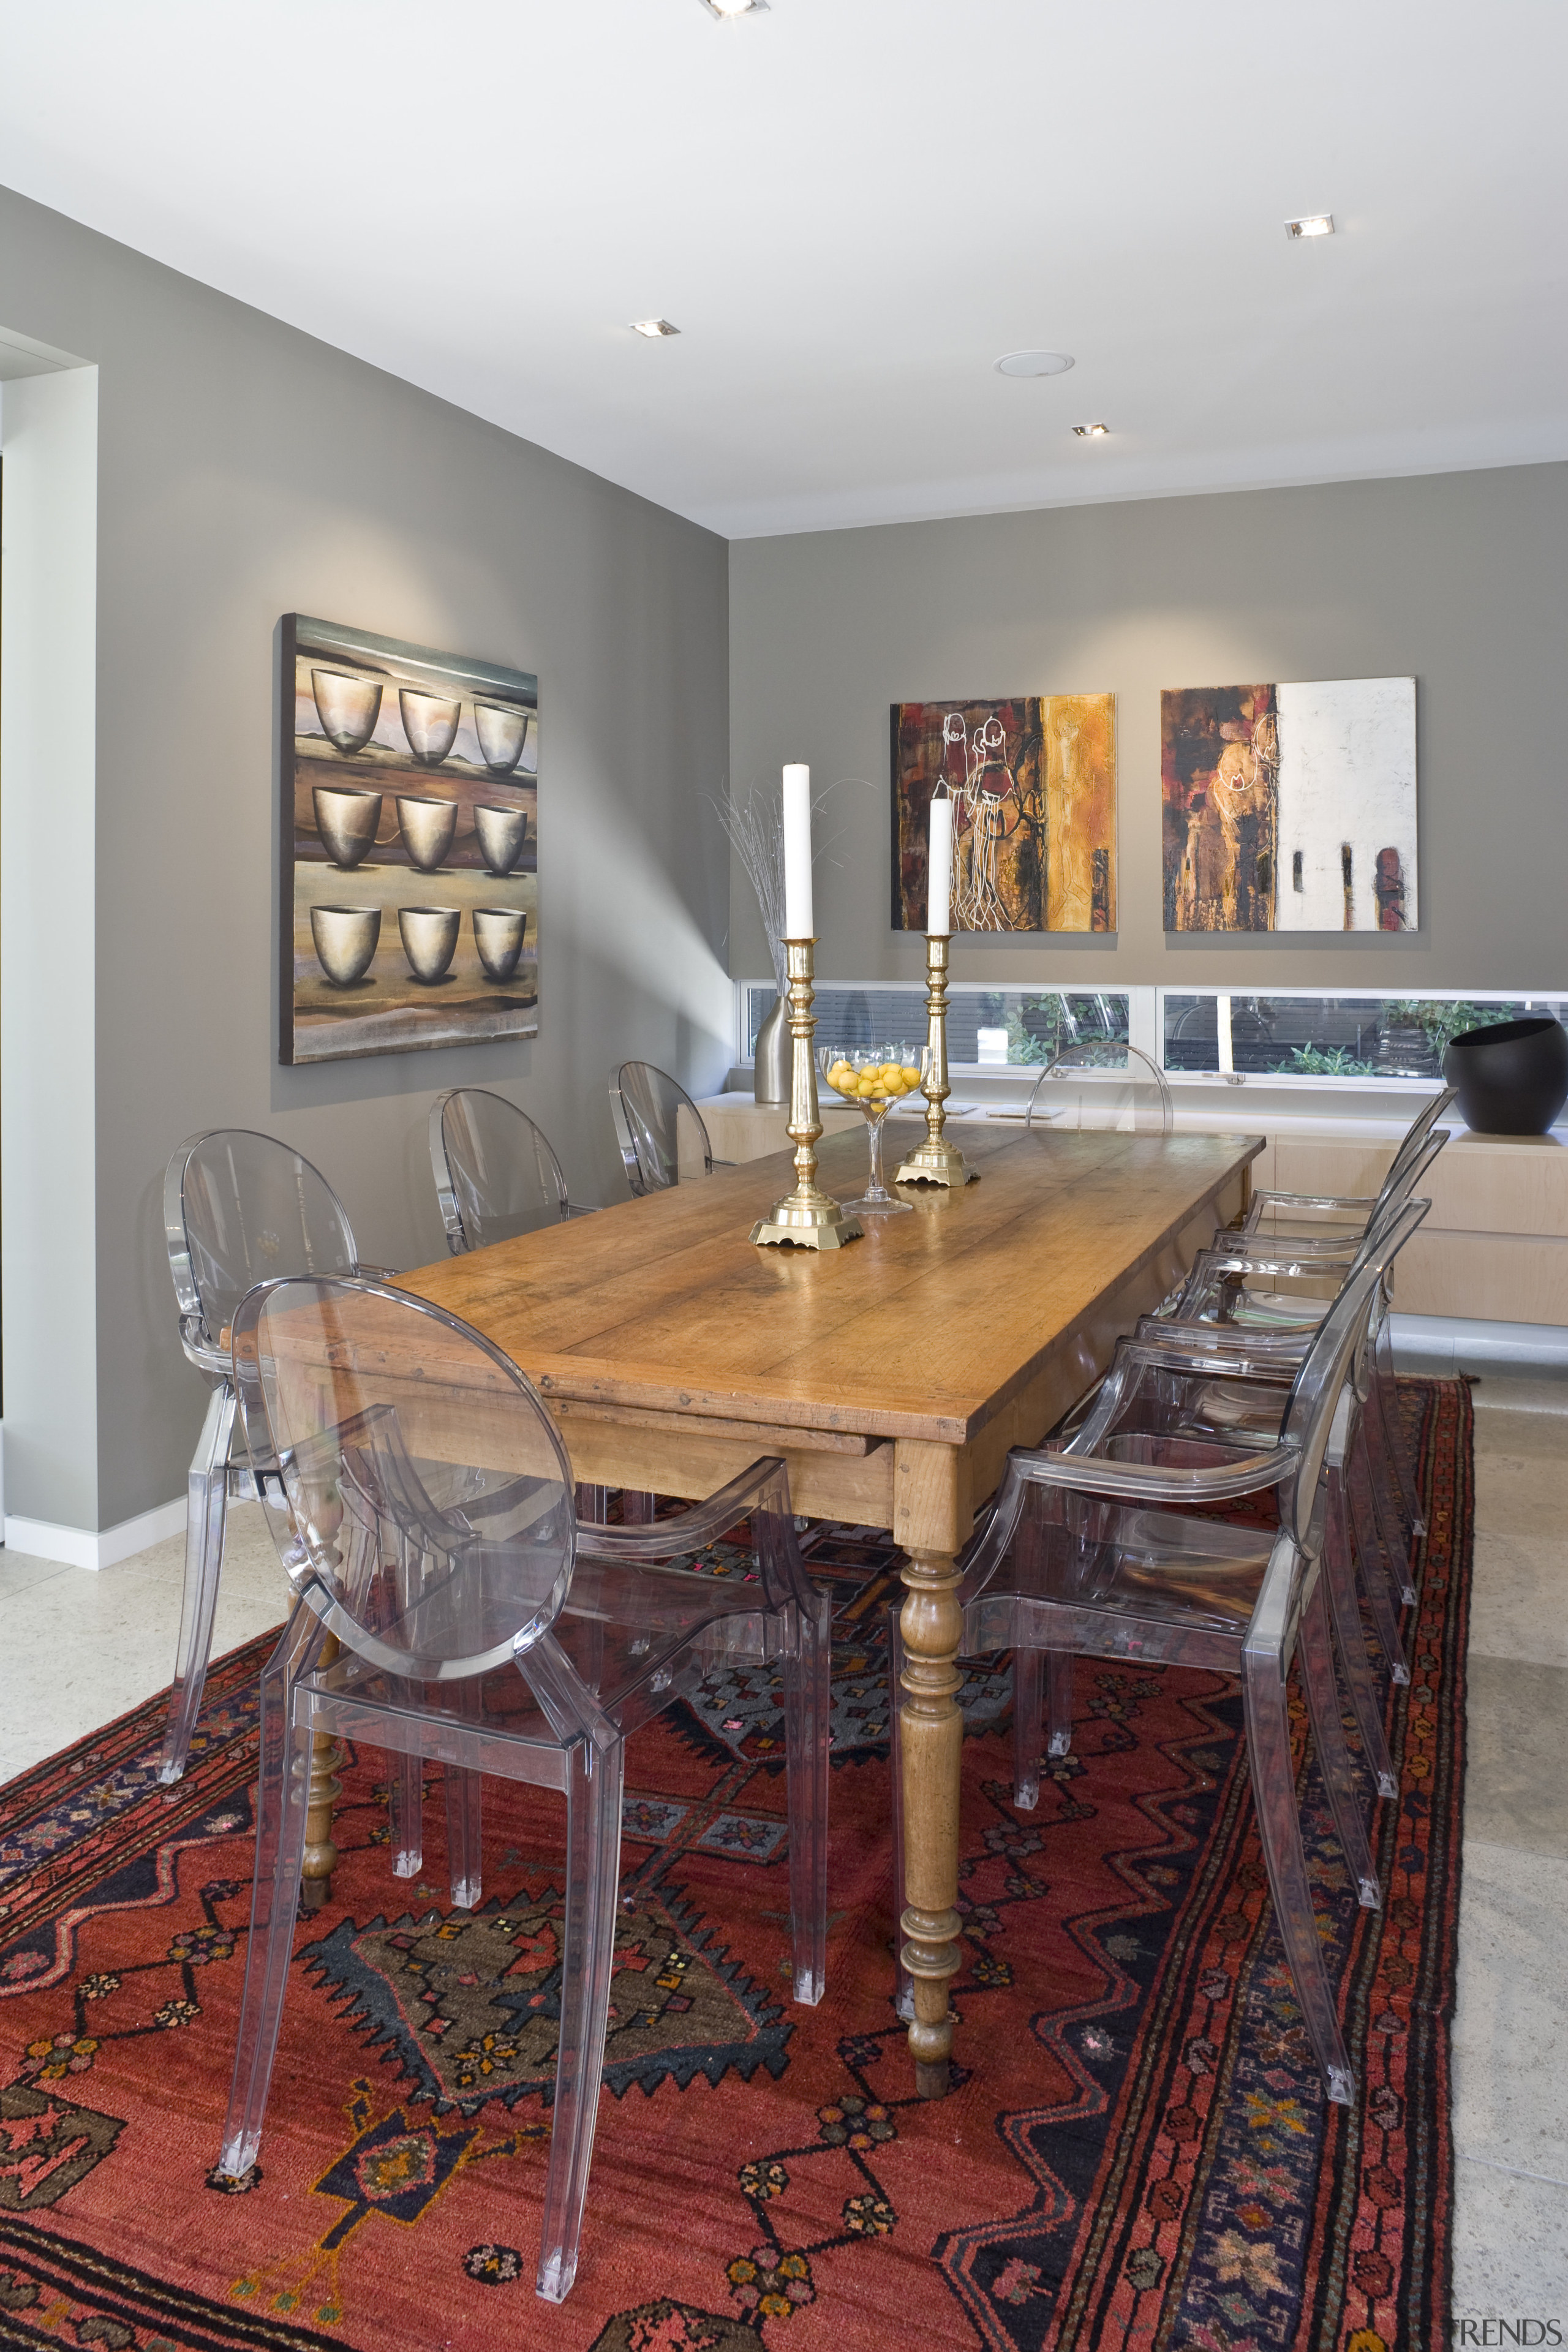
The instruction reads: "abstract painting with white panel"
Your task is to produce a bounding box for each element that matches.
[1274,677,1416,932]
[1161,676,1417,933]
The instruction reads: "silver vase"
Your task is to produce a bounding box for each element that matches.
[753,992,791,1105]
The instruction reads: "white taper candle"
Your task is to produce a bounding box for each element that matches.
[782,763,813,938]
[927,793,953,936]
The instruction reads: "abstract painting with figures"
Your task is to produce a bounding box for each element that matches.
[280,615,538,1063]
[891,695,1117,933]
[1161,676,1417,933]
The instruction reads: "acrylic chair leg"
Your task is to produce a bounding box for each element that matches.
[887,1605,914,2022]
[1348,1462,1411,1679]
[575,1483,609,1522]
[1366,1385,1424,1574]
[389,1730,423,1879]
[1012,1649,1042,1812]
[783,1594,830,2004]
[218,1609,319,2177]
[1297,1579,1380,1910]
[620,1491,657,1525]
[159,1382,236,1785]
[536,1736,625,2304]
[1322,1482,1398,1800]
[1366,1436,1418,1608]
[445,1768,484,1910]
[1372,1324,1425,1534]
[1047,1649,1074,1759]
[1242,1643,1355,2106]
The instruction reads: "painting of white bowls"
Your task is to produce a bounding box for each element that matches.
[285,615,538,1064]
[474,699,533,775]
[311,905,382,986]
[398,905,462,982]
[312,785,383,869]
[399,688,462,765]
[312,668,384,754]
[474,907,528,981]
[396,795,459,873]
[474,804,529,875]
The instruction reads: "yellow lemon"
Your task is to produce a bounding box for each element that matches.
[856,1074,882,1098]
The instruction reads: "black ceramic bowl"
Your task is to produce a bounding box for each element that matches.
[1442,1016,1568,1136]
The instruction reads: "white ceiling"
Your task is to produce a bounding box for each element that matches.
[3,0,1566,538]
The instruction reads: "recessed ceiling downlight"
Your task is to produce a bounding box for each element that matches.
[1072,422,1109,439]
[1285,213,1334,239]
[994,350,1074,379]
[630,319,680,338]
[699,0,768,16]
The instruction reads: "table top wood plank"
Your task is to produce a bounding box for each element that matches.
[396,1125,1262,1447]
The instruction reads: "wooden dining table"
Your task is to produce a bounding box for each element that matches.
[397,1117,1264,2097]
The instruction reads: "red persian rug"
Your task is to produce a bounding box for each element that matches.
[0,1379,1469,2352]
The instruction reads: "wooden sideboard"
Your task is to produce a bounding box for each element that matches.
[1248,1128,1568,1325]
[697,1098,1568,1326]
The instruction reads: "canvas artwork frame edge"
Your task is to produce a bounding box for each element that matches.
[277,612,540,1068]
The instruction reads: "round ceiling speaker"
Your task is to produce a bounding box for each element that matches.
[993,350,1075,379]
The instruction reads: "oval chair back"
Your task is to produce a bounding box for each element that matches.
[1386,1084,1458,1189]
[165,1129,360,1378]
[232,1273,577,1679]
[1023,1041,1173,1136]
[430,1087,571,1253]
[610,1061,715,1195]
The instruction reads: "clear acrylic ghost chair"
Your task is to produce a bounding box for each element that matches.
[899,1221,1417,1830]
[1175,1123,1447,1549]
[1163,1162,1447,1615]
[430,1088,613,1525]
[604,1067,731,1526]
[1023,1041,1173,1136]
[221,1273,829,2302]
[1082,1310,1411,1793]
[1031,1194,1438,1774]
[1175,1130,1449,1328]
[158,1130,394,1792]
[430,1088,598,1254]
[1237,1086,1456,1254]
[1042,1193,1433,1774]
[891,1207,1427,2106]
[609,1063,733,1197]
[1138,1284,1420,1622]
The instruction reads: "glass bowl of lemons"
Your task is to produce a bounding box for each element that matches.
[817,1046,925,1214]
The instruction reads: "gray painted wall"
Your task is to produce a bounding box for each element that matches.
[728,465,1568,993]
[0,185,733,1533]
[0,366,100,1531]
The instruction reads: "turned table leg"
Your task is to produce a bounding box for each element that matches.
[897,1545,965,2098]
[300,1632,342,1913]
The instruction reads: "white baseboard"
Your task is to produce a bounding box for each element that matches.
[3,1496,186,1572]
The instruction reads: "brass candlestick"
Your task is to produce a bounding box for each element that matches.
[894,934,978,1188]
[751,939,864,1250]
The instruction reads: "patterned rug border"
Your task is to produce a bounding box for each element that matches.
[0,2211,355,2350]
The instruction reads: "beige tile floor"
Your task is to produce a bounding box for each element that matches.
[1,1381,1564,2325]
[0,1502,286,1783]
